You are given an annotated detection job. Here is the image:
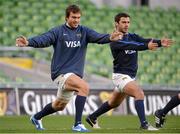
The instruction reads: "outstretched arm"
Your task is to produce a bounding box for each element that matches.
[16,28,57,48]
[134,34,174,48]
[133,34,162,47]
[111,33,174,51]
[111,39,159,51]
[146,37,173,50]
[86,27,123,44]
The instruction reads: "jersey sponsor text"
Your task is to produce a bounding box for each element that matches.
[65,41,81,48]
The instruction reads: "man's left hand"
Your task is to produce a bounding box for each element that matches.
[161,38,174,47]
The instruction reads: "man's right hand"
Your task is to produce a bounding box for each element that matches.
[148,39,158,51]
[16,36,29,47]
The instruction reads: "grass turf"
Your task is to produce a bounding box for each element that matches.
[0,115,179,133]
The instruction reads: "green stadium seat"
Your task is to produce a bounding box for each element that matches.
[139,74,152,84]
[17,1,29,8]
[32,2,44,9]
[18,14,29,21]
[25,8,38,15]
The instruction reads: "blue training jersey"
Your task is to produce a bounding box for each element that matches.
[28,24,110,80]
[110,33,161,78]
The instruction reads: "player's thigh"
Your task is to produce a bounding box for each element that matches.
[52,73,89,109]
[65,74,89,95]
[123,81,144,99]
[53,73,76,107]
[112,73,134,92]
[108,91,127,107]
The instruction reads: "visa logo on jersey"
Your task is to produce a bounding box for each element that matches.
[65,41,81,48]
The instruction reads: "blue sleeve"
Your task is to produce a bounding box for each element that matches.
[85,27,110,44]
[28,28,57,48]
[110,40,148,51]
[133,33,162,47]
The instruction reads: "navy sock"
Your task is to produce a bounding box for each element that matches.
[34,103,57,120]
[135,100,147,126]
[74,95,86,126]
[90,101,112,120]
[161,95,180,116]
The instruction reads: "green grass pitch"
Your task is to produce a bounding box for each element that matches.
[0,115,180,133]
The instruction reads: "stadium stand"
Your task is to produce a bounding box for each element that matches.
[0,0,179,85]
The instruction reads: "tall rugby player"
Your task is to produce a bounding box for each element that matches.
[16,5,122,132]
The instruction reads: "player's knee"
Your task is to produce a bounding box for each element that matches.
[78,83,89,96]
[135,90,144,100]
[139,90,144,99]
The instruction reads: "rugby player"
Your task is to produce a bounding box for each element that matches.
[86,12,173,131]
[16,4,122,132]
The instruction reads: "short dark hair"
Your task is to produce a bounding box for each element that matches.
[114,13,130,22]
[65,4,81,18]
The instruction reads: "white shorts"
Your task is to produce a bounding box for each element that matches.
[112,73,135,92]
[54,73,75,102]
